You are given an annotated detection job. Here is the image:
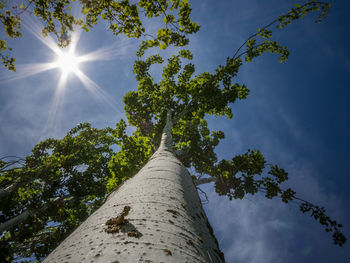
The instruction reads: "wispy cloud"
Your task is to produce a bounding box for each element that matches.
[201,155,349,263]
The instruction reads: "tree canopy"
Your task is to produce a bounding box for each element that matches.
[0,0,199,71]
[0,0,346,262]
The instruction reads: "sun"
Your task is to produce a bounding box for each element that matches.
[0,15,122,132]
[53,49,81,75]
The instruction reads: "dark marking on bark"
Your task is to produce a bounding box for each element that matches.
[181,203,186,209]
[127,230,141,238]
[197,237,203,243]
[168,219,174,224]
[186,239,194,246]
[105,206,131,233]
[163,249,172,256]
[166,209,180,216]
[105,206,142,238]
[179,232,193,241]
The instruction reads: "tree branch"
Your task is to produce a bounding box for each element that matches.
[196,186,209,204]
[0,195,70,233]
[231,2,319,60]
[173,97,197,124]
[0,209,35,233]
[194,176,217,186]
[0,182,19,200]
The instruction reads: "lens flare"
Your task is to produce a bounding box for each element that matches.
[54,50,81,75]
[0,14,129,137]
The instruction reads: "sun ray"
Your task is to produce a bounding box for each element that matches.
[49,73,68,123]
[44,73,68,137]
[0,63,56,82]
[79,39,134,63]
[75,70,121,114]
[21,13,61,55]
[67,30,82,54]
[4,13,131,138]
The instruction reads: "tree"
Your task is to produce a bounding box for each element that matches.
[0,0,346,262]
[43,111,227,262]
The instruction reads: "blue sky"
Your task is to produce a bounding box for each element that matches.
[1,0,349,262]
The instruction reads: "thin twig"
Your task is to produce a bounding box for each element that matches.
[197,186,209,204]
[232,2,313,60]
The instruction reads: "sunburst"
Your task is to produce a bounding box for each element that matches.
[53,48,81,76]
[0,13,132,135]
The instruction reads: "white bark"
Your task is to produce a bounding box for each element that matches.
[43,112,225,263]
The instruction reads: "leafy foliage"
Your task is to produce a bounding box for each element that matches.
[299,202,347,246]
[0,0,199,71]
[212,150,346,246]
[0,0,22,71]
[233,1,331,63]
[0,123,117,262]
[107,119,154,192]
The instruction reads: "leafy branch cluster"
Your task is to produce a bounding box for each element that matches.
[233,1,331,62]
[0,123,117,261]
[299,201,346,246]
[0,0,24,71]
[212,149,346,246]
[106,119,154,192]
[0,0,199,71]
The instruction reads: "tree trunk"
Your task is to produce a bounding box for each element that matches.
[43,112,225,263]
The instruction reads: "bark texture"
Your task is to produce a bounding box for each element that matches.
[43,112,224,263]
